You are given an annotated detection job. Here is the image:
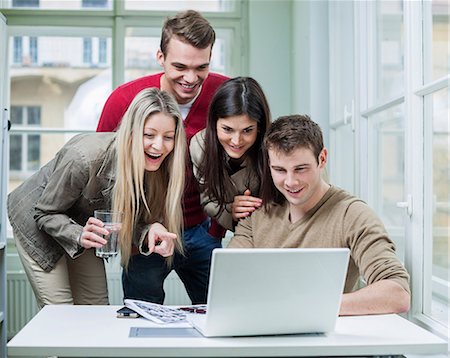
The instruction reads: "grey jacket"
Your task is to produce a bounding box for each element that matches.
[189,130,260,231]
[7,133,117,272]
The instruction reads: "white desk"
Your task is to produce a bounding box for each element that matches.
[7,305,447,357]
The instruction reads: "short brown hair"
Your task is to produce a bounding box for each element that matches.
[264,115,324,163]
[160,10,215,57]
[261,115,324,208]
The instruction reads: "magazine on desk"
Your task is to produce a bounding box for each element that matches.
[124,299,187,324]
[124,299,207,324]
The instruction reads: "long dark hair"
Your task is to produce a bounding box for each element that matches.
[199,77,271,207]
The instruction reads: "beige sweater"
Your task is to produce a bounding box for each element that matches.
[229,186,410,294]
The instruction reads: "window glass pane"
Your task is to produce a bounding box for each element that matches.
[29,37,38,64]
[5,0,111,9]
[10,34,112,130]
[125,35,160,82]
[9,135,22,171]
[124,0,235,12]
[330,124,354,194]
[329,0,354,123]
[124,28,228,83]
[369,104,405,261]
[13,37,22,64]
[427,87,449,326]
[27,106,41,125]
[99,38,107,64]
[10,106,23,125]
[9,32,112,186]
[27,134,40,171]
[373,0,404,104]
[12,0,39,7]
[83,38,93,64]
[82,0,107,8]
[431,0,449,81]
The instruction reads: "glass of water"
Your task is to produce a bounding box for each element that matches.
[94,210,123,259]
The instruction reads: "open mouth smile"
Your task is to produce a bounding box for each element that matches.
[286,187,302,194]
[146,153,162,160]
[178,82,197,90]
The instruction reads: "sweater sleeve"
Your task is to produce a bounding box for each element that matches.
[344,201,410,294]
[33,148,89,258]
[228,215,255,248]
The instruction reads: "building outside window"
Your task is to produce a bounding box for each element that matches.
[83,38,92,65]
[82,0,107,8]
[12,0,39,7]
[9,106,41,176]
[12,36,21,63]
[29,37,37,64]
[99,38,107,64]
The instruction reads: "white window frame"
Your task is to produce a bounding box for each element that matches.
[357,0,449,339]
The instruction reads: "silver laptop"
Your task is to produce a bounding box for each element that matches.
[188,248,349,337]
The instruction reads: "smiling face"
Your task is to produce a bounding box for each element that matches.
[268,146,329,219]
[216,114,258,160]
[143,112,176,172]
[157,36,211,105]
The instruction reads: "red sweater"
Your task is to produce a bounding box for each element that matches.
[97,72,228,234]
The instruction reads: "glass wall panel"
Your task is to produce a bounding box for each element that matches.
[430,0,449,81]
[124,0,235,12]
[8,32,112,189]
[425,87,449,326]
[369,104,405,261]
[372,0,404,105]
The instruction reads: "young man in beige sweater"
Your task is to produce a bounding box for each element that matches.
[228,115,410,316]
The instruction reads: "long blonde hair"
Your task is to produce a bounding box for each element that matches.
[112,88,186,268]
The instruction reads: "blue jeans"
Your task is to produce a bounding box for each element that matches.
[122,219,222,304]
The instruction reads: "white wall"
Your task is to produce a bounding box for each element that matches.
[247,0,292,120]
[291,0,330,148]
[247,0,329,147]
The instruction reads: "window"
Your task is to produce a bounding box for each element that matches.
[82,0,107,8]
[328,0,355,194]
[424,87,449,328]
[8,0,111,10]
[83,38,92,64]
[331,0,449,338]
[372,0,404,105]
[29,37,37,64]
[12,36,39,66]
[13,36,21,63]
[99,38,107,64]
[12,0,39,7]
[124,0,236,12]
[368,104,406,261]
[9,106,41,175]
[421,0,449,331]
[3,2,243,190]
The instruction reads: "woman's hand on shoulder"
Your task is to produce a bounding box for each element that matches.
[79,217,109,249]
[146,222,177,257]
[231,189,263,221]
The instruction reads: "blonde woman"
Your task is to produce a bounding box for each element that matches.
[7,88,186,308]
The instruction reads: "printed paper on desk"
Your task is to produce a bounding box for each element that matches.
[124,299,186,324]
